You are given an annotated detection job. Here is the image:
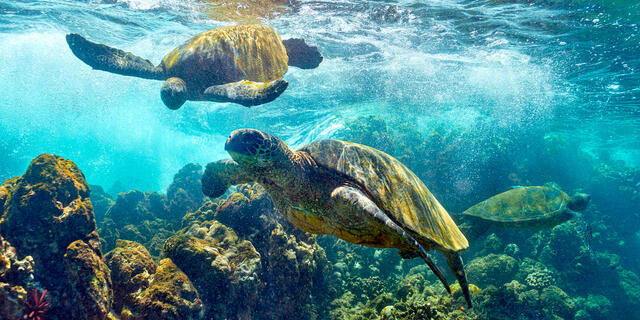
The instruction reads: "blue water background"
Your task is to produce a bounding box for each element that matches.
[1,0,638,190]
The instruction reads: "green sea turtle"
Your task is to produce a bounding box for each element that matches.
[66,24,322,109]
[202,129,473,307]
[457,184,593,255]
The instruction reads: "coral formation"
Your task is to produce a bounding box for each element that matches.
[105,240,202,319]
[135,258,202,320]
[329,273,477,320]
[0,234,33,319]
[105,240,157,314]
[466,254,518,287]
[99,163,207,257]
[1,128,637,320]
[164,222,261,319]
[173,183,334,320]
[166,163,205,220]
[63,240,112,319]
[89,184,114,224]
[0,154,111,320]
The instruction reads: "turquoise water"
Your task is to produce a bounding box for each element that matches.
[2,0,638,190]
[1,0,639,319]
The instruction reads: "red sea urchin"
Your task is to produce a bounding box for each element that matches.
[23,288,49,320]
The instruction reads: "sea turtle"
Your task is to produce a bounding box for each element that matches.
[457,184,593,255]
[202,129,473,307]
[66,24,323,109]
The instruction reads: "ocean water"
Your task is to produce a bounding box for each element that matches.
[0,0,639,319]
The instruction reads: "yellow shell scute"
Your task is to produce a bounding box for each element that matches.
[161,24,288,87]
[463,186,570,224]
[302,140,469,252]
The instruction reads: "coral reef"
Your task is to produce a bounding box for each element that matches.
[474,280,575,319]
[175,183,334,320]
[99,191,170,256]
[63,240,112,319]
[0,154,111,320]
[0,234,33,320]
[466,254,518,288]
[164,222,261,319]
[328,273,477,320]
[105,240,202,319]
[105,240,157,314]
[104,190,168,227]
[166,163,206,220]
[135,258,202,320]
[2,127,636,320]
[261,222,332,319]
[99,163,207,257]
[89,184,114,224]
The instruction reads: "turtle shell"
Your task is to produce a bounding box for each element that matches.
[462,186,572,228]
[300,139,468,252]
[161,24,288,93]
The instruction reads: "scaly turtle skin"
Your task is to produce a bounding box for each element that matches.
[459,185,592,256]
[66,24,323,109]
[202,129,473,308]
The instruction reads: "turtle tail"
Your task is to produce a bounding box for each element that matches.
[282,38,323,69]
[66,33,164,80]
[444,251,472,308]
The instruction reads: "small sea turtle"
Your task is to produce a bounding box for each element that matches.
[202,129,473,307]
[458,184,593,255]
[66,24,322,109]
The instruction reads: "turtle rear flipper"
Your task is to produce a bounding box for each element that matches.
[282,38,323,69]
[330,186,451,294]
[202,79,288,107]
[66,33,164,80]
[444,251,472,308]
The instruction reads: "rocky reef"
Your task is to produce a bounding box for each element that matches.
[98,163,207,257]
[0,233,33,319]
[106,240,202,319]
[175,183,335,320]
[2,120,638,320]
[0,154,111,320]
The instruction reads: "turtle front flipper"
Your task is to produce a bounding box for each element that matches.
[202,159,254,198]
[66,34,164,80]
[282,38,323,69]
[202,79,288,107]
[330,186,450,293]
[444,251,473,308]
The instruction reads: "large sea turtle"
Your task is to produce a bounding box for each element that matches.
[457,184,593,255]
[66,24,322,109]
[202,129,473,307]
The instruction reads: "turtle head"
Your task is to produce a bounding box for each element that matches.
[161,77,187,110]
[568,192,591,212]
[225,129,294,180]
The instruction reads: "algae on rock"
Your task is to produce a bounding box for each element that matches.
[0,154,112,320]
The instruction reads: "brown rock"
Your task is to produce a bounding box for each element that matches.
[64,240,113,320]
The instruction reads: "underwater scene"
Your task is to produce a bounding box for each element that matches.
[1,0,639,319]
